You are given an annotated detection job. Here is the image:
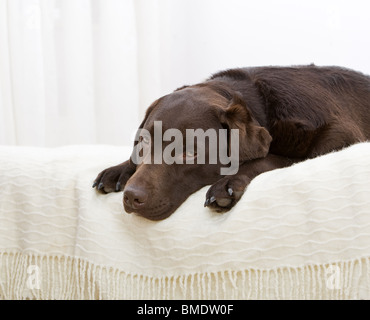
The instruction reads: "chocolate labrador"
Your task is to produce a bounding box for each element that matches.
[93,65,370,220]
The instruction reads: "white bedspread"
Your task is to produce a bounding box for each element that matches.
[1,143,370,300]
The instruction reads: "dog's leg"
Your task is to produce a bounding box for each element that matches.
[205,154,295,211]
[307,121,366,158]
[93,160,136,194]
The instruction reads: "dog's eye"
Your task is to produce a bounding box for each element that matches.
[139,136,150,144]
[183,151,197,160]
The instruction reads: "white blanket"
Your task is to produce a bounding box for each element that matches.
[1,143,370,300]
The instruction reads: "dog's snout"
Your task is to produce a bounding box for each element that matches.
[123,186,149,211]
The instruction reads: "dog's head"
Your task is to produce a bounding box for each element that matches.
[123,82,271,220]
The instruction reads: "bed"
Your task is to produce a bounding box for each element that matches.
[1,142,370,300]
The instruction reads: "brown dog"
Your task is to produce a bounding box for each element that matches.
[93,65,370,220]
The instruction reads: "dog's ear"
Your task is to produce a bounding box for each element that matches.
[219,94,272,161]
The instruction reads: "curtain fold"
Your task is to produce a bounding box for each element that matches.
[0,0,142,147]
[1,0,369,147]
[0,0,16,145]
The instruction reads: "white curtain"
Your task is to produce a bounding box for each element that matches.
[1,0,369,147]
[0,0,145,146]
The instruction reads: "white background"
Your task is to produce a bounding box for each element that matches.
[157,0,370,92]
[1,0,370,147]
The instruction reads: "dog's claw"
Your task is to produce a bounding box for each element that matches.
[228,188,233,196]
[204,196,222,207]
[115,181,121,192]
[98,182,104,190]
[204,198,210,207]
[92,181,97,188]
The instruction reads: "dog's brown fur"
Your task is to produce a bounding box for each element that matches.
[93,65,370,220]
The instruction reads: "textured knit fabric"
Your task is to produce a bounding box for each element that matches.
[1,143,370,299]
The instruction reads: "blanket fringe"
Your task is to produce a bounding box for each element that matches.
[0,252,369,299]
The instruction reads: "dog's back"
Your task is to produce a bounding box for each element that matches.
[212,65,370,158]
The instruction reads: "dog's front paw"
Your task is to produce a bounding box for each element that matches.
[92,161,134,194]
[204,175,250,212]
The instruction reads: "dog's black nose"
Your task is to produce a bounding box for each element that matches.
[123,186,149,211]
